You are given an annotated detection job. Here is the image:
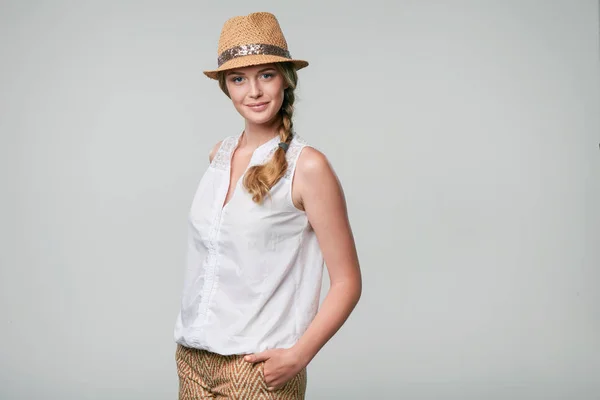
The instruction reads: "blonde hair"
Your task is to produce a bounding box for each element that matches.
[217,62,298,204]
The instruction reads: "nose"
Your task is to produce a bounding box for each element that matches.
[248,79,263,99]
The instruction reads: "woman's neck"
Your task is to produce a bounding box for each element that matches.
[241,118,281,149]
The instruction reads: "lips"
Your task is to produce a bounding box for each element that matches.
[246,102,269,111]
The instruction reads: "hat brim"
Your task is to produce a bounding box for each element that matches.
[203,54,309,80]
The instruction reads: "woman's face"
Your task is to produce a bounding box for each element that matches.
[225,63,287,126]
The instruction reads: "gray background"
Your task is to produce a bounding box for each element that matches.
[1,0,599,399]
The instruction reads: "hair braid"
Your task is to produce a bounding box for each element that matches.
[243,74,296,203]
[217,62,299,204]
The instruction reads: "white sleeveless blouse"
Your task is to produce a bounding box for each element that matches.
[173,133,324,355]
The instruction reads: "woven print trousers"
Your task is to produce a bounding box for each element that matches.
[175,343,307,399]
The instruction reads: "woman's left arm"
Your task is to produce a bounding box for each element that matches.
[244,147,362,390]
[291,147,362,364]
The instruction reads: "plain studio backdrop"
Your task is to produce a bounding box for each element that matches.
[1,0,599,399]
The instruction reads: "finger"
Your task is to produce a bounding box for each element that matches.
[244,350,271,363]
[268,384,283,391]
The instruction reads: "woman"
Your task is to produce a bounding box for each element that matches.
[174,12,362,399]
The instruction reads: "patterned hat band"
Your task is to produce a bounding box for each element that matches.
[217,43,292,67]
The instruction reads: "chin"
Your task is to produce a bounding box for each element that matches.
[242,111,279,126]
[248,116,274,125]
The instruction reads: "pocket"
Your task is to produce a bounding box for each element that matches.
[258,361,274,392]
[259,361,267,382]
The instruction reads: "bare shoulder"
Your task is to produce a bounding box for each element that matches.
[208,140,223,163]
[294,146,343,211]
[295,146,334,178]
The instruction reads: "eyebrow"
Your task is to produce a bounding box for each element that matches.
[226,67,277,76]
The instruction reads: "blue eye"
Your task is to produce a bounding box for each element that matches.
[231,76,243,83]
[262,73,274,79]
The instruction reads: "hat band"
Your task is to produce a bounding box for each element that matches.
[217,43,291,67]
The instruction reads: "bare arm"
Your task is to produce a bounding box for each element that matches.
[290,147,362,365]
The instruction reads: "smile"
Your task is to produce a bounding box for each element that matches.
[246,102,269,111]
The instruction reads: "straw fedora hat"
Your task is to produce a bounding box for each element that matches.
[203,12,309,80]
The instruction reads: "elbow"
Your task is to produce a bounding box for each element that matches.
[342,274,362,307]
[353,277,362,306]
[329,265,362,307]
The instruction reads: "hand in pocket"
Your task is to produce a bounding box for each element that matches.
[245,348,307,391]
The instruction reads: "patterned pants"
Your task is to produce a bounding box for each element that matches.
[175,343,307,399]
